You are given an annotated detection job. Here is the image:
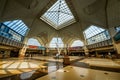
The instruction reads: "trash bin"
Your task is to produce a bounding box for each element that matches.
[63,55,70,65]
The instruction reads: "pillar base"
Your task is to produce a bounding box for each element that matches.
[19,54,25,58]
[116,54,120,59]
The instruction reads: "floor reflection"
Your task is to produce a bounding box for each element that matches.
[0,58,64,80]
[47,62,63,73]
[0,57,120,80]
[79,58,120,68]
[20,70,35,79]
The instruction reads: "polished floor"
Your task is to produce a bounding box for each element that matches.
[79,58,120,68]
[0,56,120,80]
[0,58,47,78]
[36,66,120,80]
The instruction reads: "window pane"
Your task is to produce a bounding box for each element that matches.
[71,40,84,47]
[84,25,110,45]
[49,37,64,48]
[27,38,41,46]
[3,20,29,36]
[84,25,105,39]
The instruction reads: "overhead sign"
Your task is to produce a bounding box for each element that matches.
[28,45,45,50]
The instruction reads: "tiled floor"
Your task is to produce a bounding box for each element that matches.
[79,58,120,68]
[0,56,120,80]
[36,66,120,80]
[32,56,80,62]
[0,59,47,78]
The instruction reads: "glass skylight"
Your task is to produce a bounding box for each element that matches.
[3,20,29,36]
[40,0,76,30]
[84,25,105,39]
[71,40,84,47]
[49,37,64,48]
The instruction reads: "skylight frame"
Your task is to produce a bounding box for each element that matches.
[40,0,76,30]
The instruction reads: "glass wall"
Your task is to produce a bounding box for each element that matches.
[84,25,110,45]
[71,40,84,47]
[27,38,41,46]
[49,37,64,48]
[0,20,29,42]
[3,20,29,36]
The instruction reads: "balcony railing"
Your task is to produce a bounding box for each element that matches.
[0,36,24,48]
[86,39,113,49]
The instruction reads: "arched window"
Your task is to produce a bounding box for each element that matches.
[27,38,41,46]
[84,25,110,44]
[71,40,84,47]
[49,37,64,48]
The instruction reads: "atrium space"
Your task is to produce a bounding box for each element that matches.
[0,0,120,80]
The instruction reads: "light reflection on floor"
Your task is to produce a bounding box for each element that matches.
[48,62,63,73]
[0,70,7,74]
[32,56,80,62]
[0,57,65,79]
[0,59,47,79]
[0,57,120,80]
[0,61,40,69]
[20,70,36,80]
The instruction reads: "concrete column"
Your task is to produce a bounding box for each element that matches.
[4,50,10,58]
[95,51,98,58]
[42,50,45,56]
[45,43,49,56]
[19,37,28,58]
[64,43,70,55]
[45,48,49,56]
[83,40,89,57]
[84,46,89,57]
[63,44,67,55]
